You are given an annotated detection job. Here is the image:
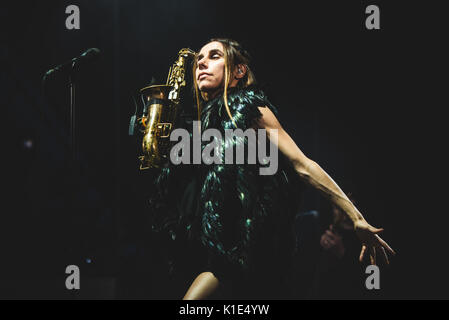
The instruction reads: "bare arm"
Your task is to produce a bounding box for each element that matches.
[256,107,364,223]
[256,106,395,263]
[182,272,219,300]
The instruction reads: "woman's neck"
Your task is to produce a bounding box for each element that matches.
[207,88,224,100]
[205,84,239,100]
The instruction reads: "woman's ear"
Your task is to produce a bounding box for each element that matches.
[234,64,247,79]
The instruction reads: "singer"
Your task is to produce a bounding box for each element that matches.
[148,38,395,299]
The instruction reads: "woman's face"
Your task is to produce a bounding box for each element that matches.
[196,41,226,96]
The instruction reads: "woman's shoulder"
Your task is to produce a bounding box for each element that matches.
[228,85,276,109]
[226,85,279,128]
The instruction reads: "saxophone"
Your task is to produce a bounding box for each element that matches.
[137,48,196,169]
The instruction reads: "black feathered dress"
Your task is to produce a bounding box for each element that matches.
[148,85,304,299]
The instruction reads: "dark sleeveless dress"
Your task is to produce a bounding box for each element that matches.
[148,85,304,299]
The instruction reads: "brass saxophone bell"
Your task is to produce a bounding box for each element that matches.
[139,85,175,169]
[137,47,196,170]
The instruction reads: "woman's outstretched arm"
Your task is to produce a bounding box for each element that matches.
[256,106,396,265]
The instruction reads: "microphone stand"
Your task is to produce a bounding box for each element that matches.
[40,59,81,286]
[42,54,99,284]
[68,61,80,278]
[42,61,79,166]
[69,61,77,163]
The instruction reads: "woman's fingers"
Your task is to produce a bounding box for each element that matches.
[322,237,335,249]
[325,230,336,241]
[380,246,390,265]
[375,234,396,256]
[359,245,367,262]
[370,247,377,265]
[320,237,329,249]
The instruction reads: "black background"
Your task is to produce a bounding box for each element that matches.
[1,0,447,299]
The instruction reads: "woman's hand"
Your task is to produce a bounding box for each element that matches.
[354,219,396,265]
[320,226,346,259]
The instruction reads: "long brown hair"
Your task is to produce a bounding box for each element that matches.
[192,38,256,128]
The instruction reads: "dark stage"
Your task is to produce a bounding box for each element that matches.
[1,0,447,301]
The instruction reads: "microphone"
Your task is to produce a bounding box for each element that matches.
[43,48,101,80]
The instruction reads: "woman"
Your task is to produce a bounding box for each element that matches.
[149,38,395,300]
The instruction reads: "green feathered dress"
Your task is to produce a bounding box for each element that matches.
[148,85,304,299]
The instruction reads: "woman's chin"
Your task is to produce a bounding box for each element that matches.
[198,83,216,92]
